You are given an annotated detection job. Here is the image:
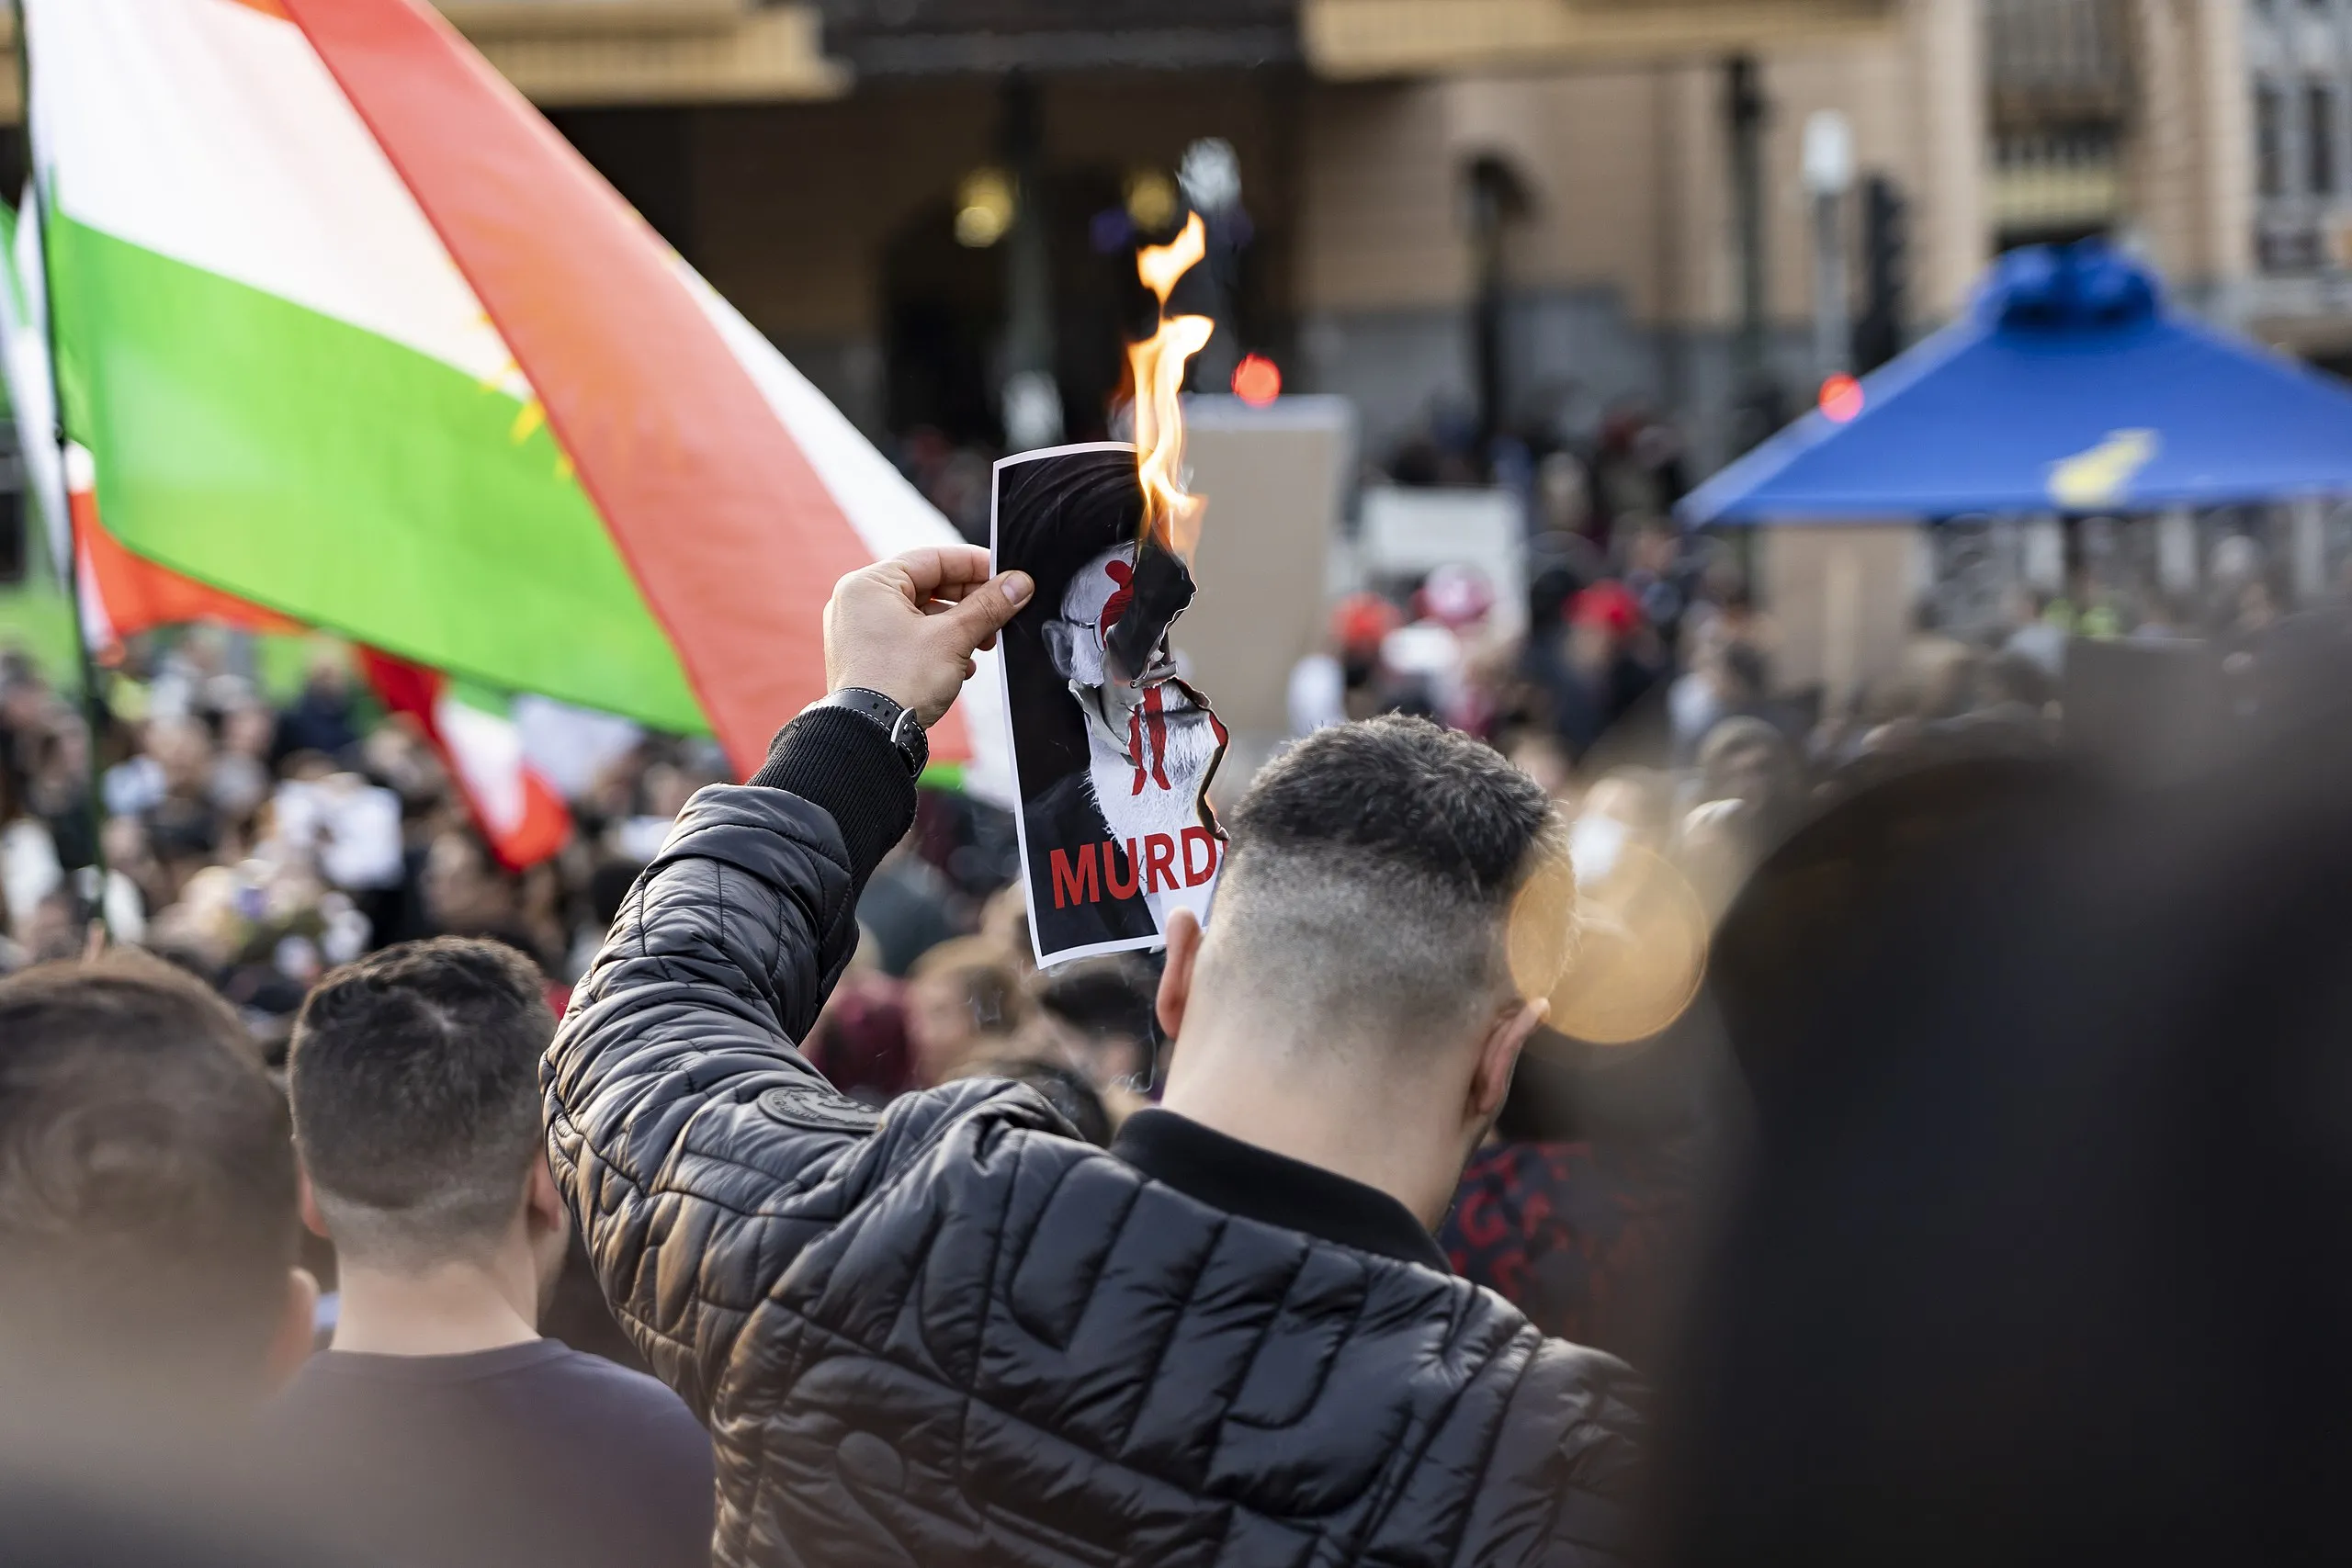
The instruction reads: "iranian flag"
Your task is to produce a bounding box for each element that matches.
[1,188,572,871]
[20,0,1008,793]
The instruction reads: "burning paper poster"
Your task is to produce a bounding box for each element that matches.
[992,444,1229,966]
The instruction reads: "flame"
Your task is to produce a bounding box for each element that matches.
[1129,211,1214,558]
[1137,210,1205,300]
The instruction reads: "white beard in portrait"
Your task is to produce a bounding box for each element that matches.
[1042,543,1228,931]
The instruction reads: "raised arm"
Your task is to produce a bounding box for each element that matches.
[541,548,1031,1416]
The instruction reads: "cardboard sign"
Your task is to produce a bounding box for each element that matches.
[990,443,1228,966]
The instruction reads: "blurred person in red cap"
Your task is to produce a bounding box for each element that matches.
[1288,591,1403,735]
[1528,580,1665,760]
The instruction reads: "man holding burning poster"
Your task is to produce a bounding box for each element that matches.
[544,215,1642,1567]
[547,543,1643,1565]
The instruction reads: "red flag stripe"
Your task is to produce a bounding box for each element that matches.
[280,0,871,778]
[357,646,571,870]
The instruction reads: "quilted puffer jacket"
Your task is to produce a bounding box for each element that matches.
[545,711,1645,1568]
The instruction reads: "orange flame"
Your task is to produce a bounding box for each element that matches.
[1129,211,1214,559]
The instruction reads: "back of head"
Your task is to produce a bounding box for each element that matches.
[909,937,1028,1031]
[289,938,554,1270]
[1207,716,1566,1047]
[0,953,296,1398]
[1034,955,1157,1046]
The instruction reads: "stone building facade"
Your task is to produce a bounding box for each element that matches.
[7,2,2289,474]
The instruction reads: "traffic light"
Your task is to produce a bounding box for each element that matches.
[1854,175,1909,374]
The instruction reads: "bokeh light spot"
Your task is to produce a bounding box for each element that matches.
[1232,353,1282,406]
[1539,842,1710,1047]
[1124,169,1179,233]
[954,167,1014,248]
[1819,374,1865,423]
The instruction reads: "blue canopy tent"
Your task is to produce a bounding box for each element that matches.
[1679,243,2352,525]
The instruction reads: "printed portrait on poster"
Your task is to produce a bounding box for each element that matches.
[992,443,1228,966]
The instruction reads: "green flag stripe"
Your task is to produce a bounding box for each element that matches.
[47,215,707,734]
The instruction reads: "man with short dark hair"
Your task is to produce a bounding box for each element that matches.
[548,547,1642,1566]
[0,951,315,1410]
[274,938,712,1568]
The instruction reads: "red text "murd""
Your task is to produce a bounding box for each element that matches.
[1051,829,1219,908]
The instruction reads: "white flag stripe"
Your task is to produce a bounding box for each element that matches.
[25,0,523,392]
[675,254,1015,802]
[672,258,948,562]
[0,189,68,582]
[434,689,530,837]
[74,536,115,653]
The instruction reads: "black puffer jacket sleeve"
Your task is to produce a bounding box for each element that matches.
[541,712,1001,1419]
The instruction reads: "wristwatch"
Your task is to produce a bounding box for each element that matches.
[804,687,929,777]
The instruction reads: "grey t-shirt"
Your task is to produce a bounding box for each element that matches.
[266,1340,713,1568]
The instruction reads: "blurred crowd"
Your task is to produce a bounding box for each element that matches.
[15,374,2352,1568]
[9,407,2335,1382]
[12,462,2352,1566]
[0,637,723,1025]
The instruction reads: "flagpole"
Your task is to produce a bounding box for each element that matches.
[12,0,115,938]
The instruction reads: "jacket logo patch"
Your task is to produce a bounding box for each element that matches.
[759,1083,884,1134]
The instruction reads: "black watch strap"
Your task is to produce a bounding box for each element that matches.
[804,687,928,776]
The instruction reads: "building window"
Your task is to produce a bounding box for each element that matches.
[2312,84,2338,197]
[2259,82,2286,199]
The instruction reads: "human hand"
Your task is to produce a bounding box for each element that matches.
[824,547,1035,728]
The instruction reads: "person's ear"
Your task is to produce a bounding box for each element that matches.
[264,1267,321,1391]
[1156,907,1202,1045]
[525,1155,567,1242]
[297,1166,331,1241]
[1468,998,1548,1126]
[1041,617,1079,676]
[524,1156,571,1317]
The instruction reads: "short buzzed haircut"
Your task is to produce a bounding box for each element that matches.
[1214,716,1567,1040]
[0,953,298,1385]
[288,938,555,1268]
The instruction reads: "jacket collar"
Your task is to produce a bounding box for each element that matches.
[1110,1109,1453,1273]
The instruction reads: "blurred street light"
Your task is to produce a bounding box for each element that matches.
[1804,110,1855,388]
[1802,109,1855,197]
